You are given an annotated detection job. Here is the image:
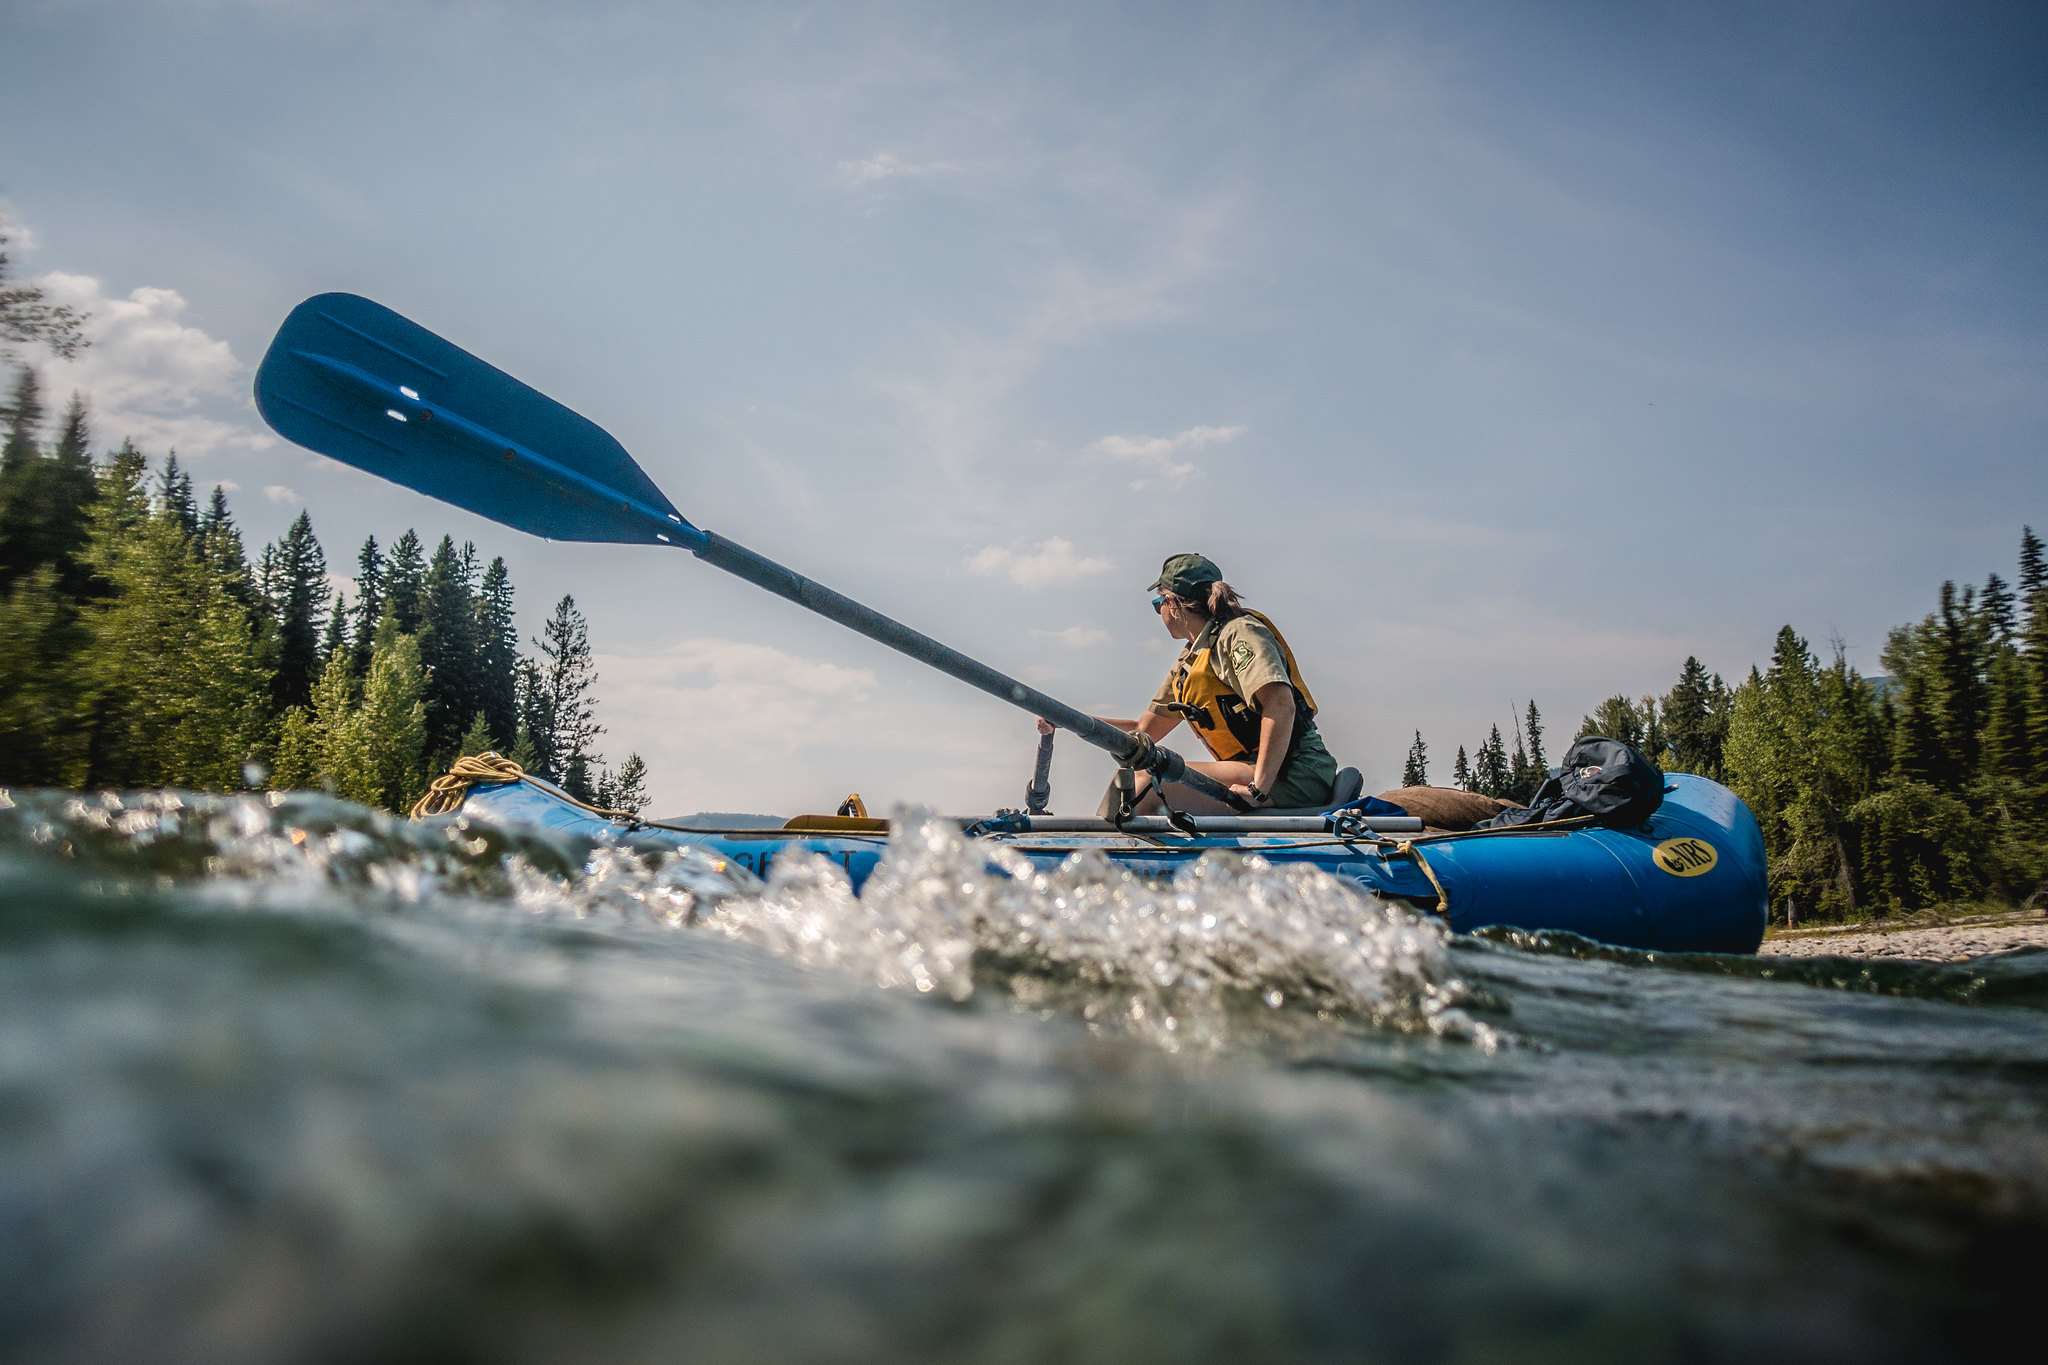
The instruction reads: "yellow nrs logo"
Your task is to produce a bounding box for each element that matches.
[1652,836,1718,878]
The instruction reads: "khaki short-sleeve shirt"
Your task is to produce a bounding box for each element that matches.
[1148,617,1295,714]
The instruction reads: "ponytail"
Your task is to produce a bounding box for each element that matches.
[1176,580,1244,623]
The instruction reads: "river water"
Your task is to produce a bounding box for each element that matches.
[3,789,2042,1363]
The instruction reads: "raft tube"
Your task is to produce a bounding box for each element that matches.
[450,774,1768,955]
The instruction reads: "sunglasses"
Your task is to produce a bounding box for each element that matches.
[1151,595,1167,614]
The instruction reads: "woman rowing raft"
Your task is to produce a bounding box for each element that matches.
[1037,552,1341,815]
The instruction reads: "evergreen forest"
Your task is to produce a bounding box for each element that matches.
[0,369,648,816]
[1414,531,2048,923]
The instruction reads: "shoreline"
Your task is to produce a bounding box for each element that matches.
[1760,909,2048,962]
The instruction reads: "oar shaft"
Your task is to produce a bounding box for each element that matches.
[696,531,1234,804]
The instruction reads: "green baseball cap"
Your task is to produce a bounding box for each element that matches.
[1148,552,1223,597]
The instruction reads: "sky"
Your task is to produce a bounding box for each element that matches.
[3,0,2044,816]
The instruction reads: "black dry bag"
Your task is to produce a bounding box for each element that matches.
[1476,736,1665,830]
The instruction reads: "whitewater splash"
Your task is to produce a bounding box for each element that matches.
[0,788,1490,1051]
[5,788,2044,1365]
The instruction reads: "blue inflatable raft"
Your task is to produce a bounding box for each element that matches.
[439,767,1769,955]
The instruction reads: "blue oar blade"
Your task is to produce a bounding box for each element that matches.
[253,293,693,546]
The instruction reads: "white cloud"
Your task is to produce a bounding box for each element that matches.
[1032,625,1107,649]
[967,537,1112,588]
[1089,423,1246,482]
[30,271,274,458]
[837,151,961,187]
[263,484,301,504]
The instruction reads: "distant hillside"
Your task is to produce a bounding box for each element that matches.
[654,812,786,829]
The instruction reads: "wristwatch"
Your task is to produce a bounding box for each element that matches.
[1244,782,1269,806]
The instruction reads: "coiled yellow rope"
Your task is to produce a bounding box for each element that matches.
[410,752,528,819]
[408,752,639,825]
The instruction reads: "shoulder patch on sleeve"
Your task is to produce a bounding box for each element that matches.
[1229,639,1255,672]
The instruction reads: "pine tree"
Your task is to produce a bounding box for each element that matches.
[0,566,85,782]
[607,753,649,817]
[474,556,520,748]
[163,559,269,788]
[1452,745,1472,791]
[1400,730,1428,787]
[514,657,549,776]
[1932,581,1987,785]
[384,529,427,635]
[529,594,604,797]
[2019,529,2048,785]
[0,385,98,596]
[318,589,349,662]
[1884,619,1942,783]
[271,705,321,790]
[50,392,89,464]
[78,443,147,596]
[356,616,428,811]
[156,453,198,538]
[2019,526,2046,607]
[0,366,42,479]
[1638,694,1664,759]
[509,723,540,775]
[266,510,328,713]
[303,648,374,801]
[1477,724,1513,797]
[38,392,97,593]
[1983,573,2016,646]
[197,486,255,610]
[456,711,495,760]
[76,494,269,789]
[349,536,384,677]
[1524,701,1547,774]
[0,366,45,585]
[256,541,280,609]
[73,448,156,784]
[1505,705,1542,802]
[418,534,479,763]
[1663,656,1725,777]
[1981,649,2031,781]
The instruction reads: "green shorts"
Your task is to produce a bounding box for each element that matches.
[1266,727,1338,808]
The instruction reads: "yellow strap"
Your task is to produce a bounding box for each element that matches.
[408,751,639,824]
[782,814,892,833]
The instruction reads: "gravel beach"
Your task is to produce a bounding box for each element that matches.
[1760,911,2048,962]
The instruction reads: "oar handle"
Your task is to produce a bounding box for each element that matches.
[696,531,1236,805]
[1026,729,1054,814]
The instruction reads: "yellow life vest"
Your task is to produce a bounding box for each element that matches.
[1168,610,1320,764]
